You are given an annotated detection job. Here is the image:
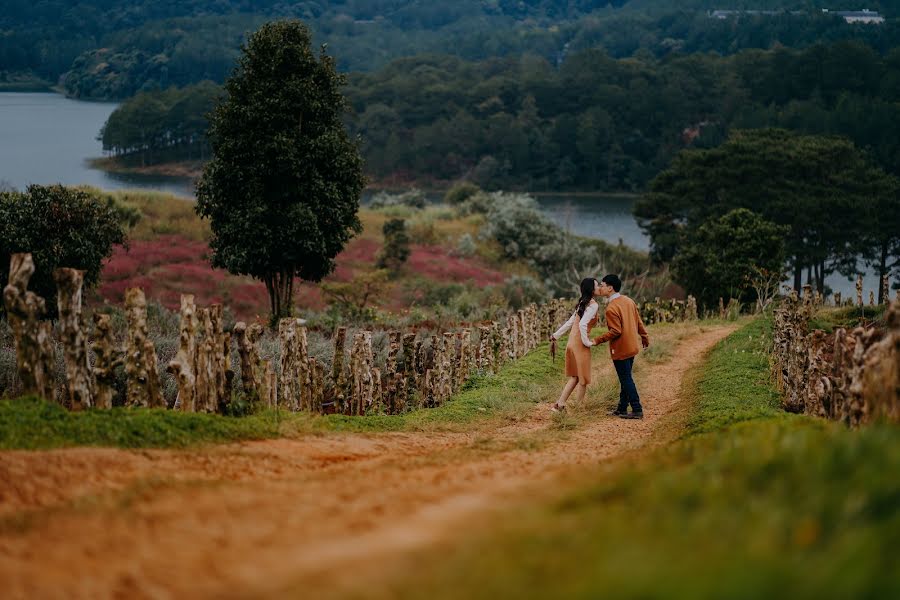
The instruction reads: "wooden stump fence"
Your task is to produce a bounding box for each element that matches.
[773,294,899,426]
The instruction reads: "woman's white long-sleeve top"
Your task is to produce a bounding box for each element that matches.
[551,302,598,347]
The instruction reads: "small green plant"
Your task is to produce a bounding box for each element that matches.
[376,218,411,273]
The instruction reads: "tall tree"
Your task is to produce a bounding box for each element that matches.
[635,129,890,293]
[195,20,366,322]
[861,180,900,303]
[672,208,788,309]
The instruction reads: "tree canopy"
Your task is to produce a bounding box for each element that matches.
[672,208,788,308]
[635,128,899,295]
[195,20,366,322]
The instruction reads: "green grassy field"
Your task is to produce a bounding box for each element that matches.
[367,317,900,599]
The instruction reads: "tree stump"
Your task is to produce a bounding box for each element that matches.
[168,295,198,411]
[234,322,259,398]
[124,287,164,408]
[53,268,94,410]
[332,326,348,413]
[91,314,123,409]
[3,253,56,402]
[278,318,299,410]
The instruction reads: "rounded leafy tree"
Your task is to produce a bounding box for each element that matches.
[196,20,366,322]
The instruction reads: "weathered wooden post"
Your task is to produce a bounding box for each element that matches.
[296,321,311,411]
[477,325,491,371]
[310,357,326,413]
[686,295,699,320]
[262,359,277,408]
[53,268,94,410]
[168,294,198,412]
[869,291,875,307]
[834,292,842,307]
[278,318,298,410]
[718,297,725,319]
[233,321,260,398]
[349,331,375,414]
[332,326,348,413]
[91,313,123,409]
[856,275,864,307]
[3,253,56,402]
[457,329,471,389]
[490,321,502,373]
[881,275,890,306]
[124,287,164,408]
[209,304,231,414]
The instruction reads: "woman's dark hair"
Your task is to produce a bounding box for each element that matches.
[575,278,597,317]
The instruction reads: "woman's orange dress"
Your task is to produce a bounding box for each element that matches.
[565,313,598,384]
[554,301,599,384]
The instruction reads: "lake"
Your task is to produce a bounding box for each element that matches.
[0,92,192,196]
[0,92,879,296]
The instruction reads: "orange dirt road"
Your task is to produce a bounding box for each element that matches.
[0,324,736,599]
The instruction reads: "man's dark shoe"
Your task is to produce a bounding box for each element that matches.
[609,409,628,417]
[619,412,644,420]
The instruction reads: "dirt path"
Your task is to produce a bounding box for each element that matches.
[0,324,736,599]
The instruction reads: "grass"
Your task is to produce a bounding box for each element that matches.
[808,304,888,333]
[360,317,900,599]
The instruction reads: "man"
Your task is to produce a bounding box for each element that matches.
[593,274,650,419]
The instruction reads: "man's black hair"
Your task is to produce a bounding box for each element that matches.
[602,274,622,293]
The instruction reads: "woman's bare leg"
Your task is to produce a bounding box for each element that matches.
[573,383,588,406]
[556,376,578,407]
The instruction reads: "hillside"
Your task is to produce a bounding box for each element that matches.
[2,1,898,98]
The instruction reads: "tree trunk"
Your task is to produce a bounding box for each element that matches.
[794,257,803,292]
[265,271,295,324]
[878,243,889,305]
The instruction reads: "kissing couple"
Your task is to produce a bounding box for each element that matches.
[548,275,649,418]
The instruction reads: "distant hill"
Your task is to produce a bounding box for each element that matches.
[1,1,897,99]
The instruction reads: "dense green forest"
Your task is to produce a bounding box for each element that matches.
[101,39,900,191]
[1,1,899,98]
[99,81,221,165]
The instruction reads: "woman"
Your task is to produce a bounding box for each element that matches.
[548,278,601,412]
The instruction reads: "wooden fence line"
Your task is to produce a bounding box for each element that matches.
[772,287,899,426]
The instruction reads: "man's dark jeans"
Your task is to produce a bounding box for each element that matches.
[614,356,642,414]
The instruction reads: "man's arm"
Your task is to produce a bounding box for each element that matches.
[636,306,650,348]
[593,306,622,345]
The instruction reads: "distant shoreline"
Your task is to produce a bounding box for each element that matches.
[89,156,643,198]
[88,157,205,180]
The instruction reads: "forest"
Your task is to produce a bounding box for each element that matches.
[2,1,899,98]
[100,39,900,191]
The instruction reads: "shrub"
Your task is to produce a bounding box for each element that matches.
[376,218,411,273]
[0,185,129,317]
[453,233,477,257]
[501,276,549,310]
[369,189,427,210]
[672,208,788,310]
[444,182,481,205]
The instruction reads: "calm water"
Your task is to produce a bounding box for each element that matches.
[0,92,193,196]
[0,92,878,296]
